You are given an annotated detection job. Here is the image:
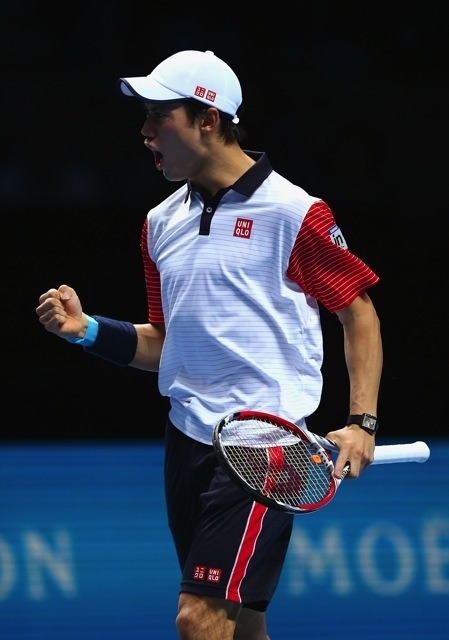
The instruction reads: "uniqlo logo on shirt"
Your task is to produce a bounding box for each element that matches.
[233,218,253,238]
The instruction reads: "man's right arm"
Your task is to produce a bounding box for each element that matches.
[36,284,165,372]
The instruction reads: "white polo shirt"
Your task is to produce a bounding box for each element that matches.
[141,152,379,444]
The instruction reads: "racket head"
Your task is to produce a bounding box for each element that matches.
[213,410,338,514]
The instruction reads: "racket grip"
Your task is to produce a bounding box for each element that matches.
[314,435,430,465]
[372,441,430,464]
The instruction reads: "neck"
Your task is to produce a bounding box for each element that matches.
[192,146,255,197]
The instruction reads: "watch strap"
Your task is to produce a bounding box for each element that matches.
[346,413,379,434]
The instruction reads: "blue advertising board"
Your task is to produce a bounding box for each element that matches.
[0,440,447,639]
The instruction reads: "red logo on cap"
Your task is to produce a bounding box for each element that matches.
[194,86,206,99]
[194,86,216,103]
[233,218,253,239]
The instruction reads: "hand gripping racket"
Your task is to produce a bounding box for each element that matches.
[213,410,430,514]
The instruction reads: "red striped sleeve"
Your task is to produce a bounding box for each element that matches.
[140,218,164,323]
[287,200,380,313]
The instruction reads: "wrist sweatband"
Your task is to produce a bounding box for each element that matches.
[66,315,98,345]
[83,315,138,366]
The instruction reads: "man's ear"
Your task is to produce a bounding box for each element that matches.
[201,107,220,131]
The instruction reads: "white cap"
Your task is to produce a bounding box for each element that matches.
[118,50,242,124]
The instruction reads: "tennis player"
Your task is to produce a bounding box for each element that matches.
[36,50,383,640]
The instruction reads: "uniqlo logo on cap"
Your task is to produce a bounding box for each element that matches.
[205,90,216,102]
[193,565,206,580]
[233,218,253,238]
[194,86,206,99]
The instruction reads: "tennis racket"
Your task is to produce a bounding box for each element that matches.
[213,410,430,515]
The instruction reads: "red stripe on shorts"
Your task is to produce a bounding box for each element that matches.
[225,501,268,603]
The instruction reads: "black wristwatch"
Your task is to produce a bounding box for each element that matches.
[346,413,379,435]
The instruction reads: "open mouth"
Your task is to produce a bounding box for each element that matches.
[153,149,163,169]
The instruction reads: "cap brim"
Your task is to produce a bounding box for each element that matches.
[118,77,185,102]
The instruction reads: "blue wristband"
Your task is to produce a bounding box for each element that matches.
[65,315,98,345]
[84,315,137,366]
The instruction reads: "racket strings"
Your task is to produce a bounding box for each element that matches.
[220,419,334,509]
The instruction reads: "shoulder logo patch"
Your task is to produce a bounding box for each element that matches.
[329,224,348,249]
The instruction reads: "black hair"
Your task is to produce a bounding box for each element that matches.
[183,99,247,146]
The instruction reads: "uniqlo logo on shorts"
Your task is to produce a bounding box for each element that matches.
[207,568,222,583]
[192,565,222,582]
[193,565,207,580]
[233,218,253,238]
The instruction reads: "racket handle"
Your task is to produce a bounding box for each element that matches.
[371,441,430,464]
[314,435,430,465]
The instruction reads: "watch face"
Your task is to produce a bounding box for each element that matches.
[363,415,377,430]
[346,414,378,433]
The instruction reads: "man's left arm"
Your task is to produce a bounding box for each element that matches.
[326,291,383,479]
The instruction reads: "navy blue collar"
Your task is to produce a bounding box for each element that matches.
[184,151,272,202]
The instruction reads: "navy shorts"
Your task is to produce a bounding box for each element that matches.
[164,419,294,612]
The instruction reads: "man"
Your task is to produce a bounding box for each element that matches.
[36,50,383,640]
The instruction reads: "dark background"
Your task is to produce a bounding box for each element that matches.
[2,2,446,441]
